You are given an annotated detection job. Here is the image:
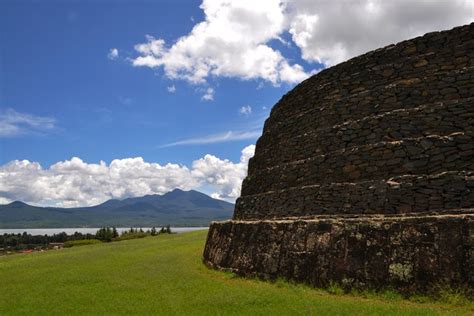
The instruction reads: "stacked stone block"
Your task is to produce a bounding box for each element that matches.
[204,23,474,293]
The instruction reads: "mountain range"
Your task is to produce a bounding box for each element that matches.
[0,189,234,228]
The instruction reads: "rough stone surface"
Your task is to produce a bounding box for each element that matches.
[205,214,474,292]
[204,23,474,293]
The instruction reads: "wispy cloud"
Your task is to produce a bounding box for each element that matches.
[239,105,252,116]
[118,96,133,106]
[0,109,56,137]
[107,48,119,60]
[201,87,214,101]
[161,130,261,147]
[167,85,176,93]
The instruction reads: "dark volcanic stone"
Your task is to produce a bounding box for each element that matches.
[204,23,474,294]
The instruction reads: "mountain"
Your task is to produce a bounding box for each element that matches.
[0,189,234,228]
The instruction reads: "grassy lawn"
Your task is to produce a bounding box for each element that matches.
[0,230,471,315]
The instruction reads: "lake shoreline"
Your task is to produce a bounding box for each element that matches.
[0,227,209,236]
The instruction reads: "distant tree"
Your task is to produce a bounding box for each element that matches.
[150,227,157,236]
[0,230,103,254]
[96,227,113,242]
[54,232,68,242]
[112,227,119,238]
[159,225,172,234]
[95,228,104,241]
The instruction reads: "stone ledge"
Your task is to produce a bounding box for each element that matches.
[253,97,474,167]
[203,214,473,293]
[267,24,473,126]
[265,64,474,135]
[243,133,474,195]
[236,171,474,219]
[228,211,474,223]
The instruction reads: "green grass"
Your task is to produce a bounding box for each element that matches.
[0,231,472,315]
[64,239,102,248]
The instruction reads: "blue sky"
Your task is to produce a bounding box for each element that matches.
[1,1,304,166]
[0,0,471,206]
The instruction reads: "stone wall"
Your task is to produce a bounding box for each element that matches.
[243,132,474,192]
[254,98,474,167]
[236,171,474,219]
[205,214,474,293]
[237,22,474,220]
[204,23,474,293]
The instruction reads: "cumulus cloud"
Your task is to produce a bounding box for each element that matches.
[167,85,176,93]
[107,48,119,60]
[129,0,472,85]
[0,145,255,206]
[239,105,252,116]
[201,87,214,101]
[0,109,56,137]
[131,0,309,85]
[286,0,473,66]
[191,145,255,200]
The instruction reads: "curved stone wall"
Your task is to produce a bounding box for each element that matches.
[204,23,474,293]
[205,214,473,292]
[237,22,474,220]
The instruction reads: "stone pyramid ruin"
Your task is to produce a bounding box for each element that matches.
[204,23,474,293]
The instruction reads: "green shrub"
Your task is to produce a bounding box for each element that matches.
[327,282,345,295]
[274,277,292,289]
[437,287,471,305]
[380,288,403,301]
[114,232,148,241]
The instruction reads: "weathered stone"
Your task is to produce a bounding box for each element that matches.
[204,23,474,295]
[402,44,417,55]
[383,68,394,77]
[205,215,473,293]
[414,59,429,67]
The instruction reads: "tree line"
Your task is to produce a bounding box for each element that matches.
[95,225,172,242]
[0,226,173,253]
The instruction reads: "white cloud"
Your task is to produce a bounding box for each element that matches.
[201,87,214,101]
[239,105,252,116]
[191,145,255,200]
[161,130,261,147]
[0,146,255,206]
[0,109,56,137]
[128,0,472,85]
[286,0,473,66]
[167,85,176,93]
[131,0,310,85]
[107,48,119,60]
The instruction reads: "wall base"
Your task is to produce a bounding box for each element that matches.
[203,213,473,294]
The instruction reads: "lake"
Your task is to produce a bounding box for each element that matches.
[0,227,209,236]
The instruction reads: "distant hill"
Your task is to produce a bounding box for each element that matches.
[0,189,234,228]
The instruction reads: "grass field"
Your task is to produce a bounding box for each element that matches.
[0,230,472,315]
